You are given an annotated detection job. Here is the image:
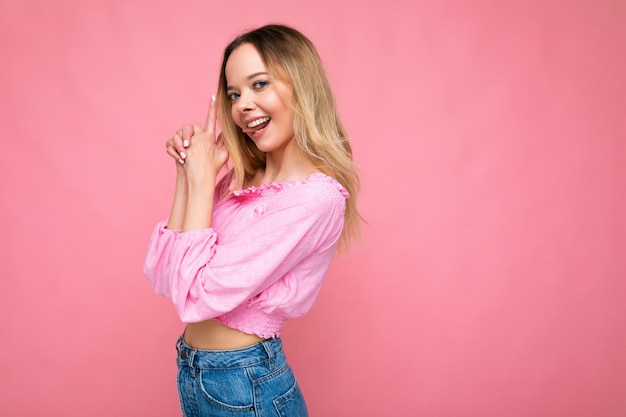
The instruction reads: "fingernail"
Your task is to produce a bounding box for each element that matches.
[183,139,189,147]
[178,159,184,165]
[180,151,187,159]
[211,94,216,102]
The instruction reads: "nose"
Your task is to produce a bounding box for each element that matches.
[234,90,256,113]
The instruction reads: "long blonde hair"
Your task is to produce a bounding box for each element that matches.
[216,24,360,250]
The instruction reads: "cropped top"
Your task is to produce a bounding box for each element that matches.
[143,172,348,338]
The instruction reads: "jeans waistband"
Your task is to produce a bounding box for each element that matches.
[175,334,283,369]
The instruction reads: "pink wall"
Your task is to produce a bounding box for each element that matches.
[1,1,624,416]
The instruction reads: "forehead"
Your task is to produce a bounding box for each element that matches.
[225,43,267,84]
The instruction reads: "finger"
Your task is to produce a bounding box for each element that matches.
[172,132,187,160]
[204,94,217,133]
[166,145,185,165]
[182,125,194,148]
[176,129,189,148]
[193,124,203,136]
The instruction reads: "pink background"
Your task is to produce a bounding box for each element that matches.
[1,1,624,416]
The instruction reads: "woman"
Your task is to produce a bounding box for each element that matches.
[144,24,359,416]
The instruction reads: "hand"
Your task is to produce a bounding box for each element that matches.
[164,96,229,183]
[165,127,191,177]
[182,96,229,185]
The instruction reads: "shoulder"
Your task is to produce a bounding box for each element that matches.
[234,173,346,201]
[281,173,348,208]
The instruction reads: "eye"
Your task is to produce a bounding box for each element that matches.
[253,80,268,89]
[227,92,240,101]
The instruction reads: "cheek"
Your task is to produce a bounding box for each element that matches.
[269,98,292,122]
[278,105,295,128]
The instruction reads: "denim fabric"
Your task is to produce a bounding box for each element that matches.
[175,335,308,417]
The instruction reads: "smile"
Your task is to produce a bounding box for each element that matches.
[247,116,271,128]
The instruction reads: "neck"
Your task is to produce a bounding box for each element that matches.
[262,145,316,184]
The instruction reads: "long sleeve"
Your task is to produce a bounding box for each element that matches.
[143,221,182,298]
[144,174,347,324]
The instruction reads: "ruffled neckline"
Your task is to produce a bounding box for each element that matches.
[232,172,349,199]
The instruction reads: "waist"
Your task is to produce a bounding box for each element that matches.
[184,319,266,350]
[176,333,284,369]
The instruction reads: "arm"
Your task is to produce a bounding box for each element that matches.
[166,173,188,230]
[145,179,347,323]
[180,95,227,232]
[146,95,228,296]
[164,126,191,230]
[163,95,227,231]
[144,174,231,299]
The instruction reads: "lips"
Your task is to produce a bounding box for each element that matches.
[247,116,270,128]
[243,116,271,134]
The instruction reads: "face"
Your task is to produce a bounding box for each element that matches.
[225,43,295,154]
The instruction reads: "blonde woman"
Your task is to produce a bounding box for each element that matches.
[144,24,359,416]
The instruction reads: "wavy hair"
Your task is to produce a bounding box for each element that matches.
[216,24,360,250]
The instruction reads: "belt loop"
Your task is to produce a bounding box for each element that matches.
[175,334,184,355]
[261,339,275,370]
[188,349,198,377]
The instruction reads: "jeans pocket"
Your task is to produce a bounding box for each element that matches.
[198,368,256,412]
[273,378,308,417]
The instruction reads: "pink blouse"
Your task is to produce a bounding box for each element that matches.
[143,172,348,338]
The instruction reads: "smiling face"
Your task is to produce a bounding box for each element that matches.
[225,43,295,154]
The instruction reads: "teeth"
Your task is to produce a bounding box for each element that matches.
[247,117,270,128]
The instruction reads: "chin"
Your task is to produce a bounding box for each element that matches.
[250,138,279,153]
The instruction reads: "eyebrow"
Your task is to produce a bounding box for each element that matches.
[226,72,269,91]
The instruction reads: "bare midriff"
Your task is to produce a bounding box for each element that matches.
[183,319,266,350]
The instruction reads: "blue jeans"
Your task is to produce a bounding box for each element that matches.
[175,335,309,417]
